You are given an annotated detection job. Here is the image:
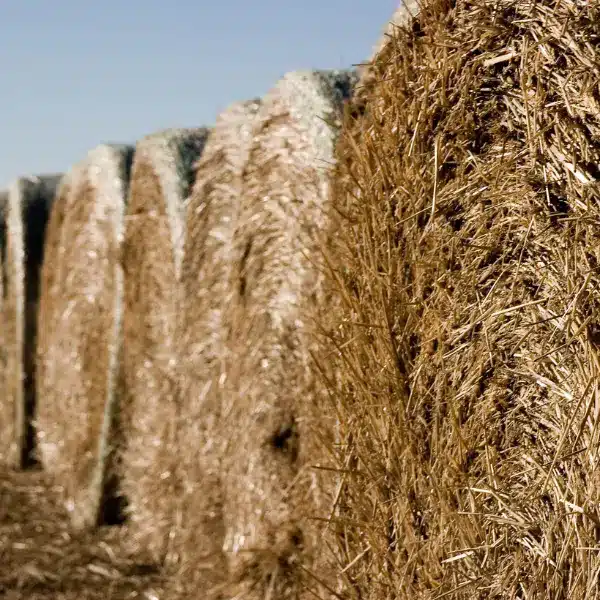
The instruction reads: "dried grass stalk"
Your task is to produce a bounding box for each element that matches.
[323,1,600,597]
[213,71,356,599]
[36,145,133,530]
[358,0,421,84]
[119,127,210,563]
[0,176,61,468]
[169,100,261,594]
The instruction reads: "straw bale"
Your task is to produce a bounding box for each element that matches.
[36,145,134,530]
[119,127,209,563]
[0,176,61,468]
[164,100,261,592]
[323,0,600,597]
[200,70,356,599]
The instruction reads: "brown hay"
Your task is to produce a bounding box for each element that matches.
[322,0,600,597]
[183,71,355,599]
[119,127,210,564]
[167,100,261,594]
[0,176,61,468]
[358,0,421,84]
[36,145,133,530]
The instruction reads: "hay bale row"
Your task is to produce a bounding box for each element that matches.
[0,176,61,468]
[36,144,134,530]
[178,71,356,598]
[322,0,600,597]
[119,127,210,563]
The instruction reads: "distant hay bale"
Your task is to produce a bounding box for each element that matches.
[36,144,134,530]
[119,127,210,562]
[323,1,600,597]
[164,100,261,591]
[184,71,355,598]
[0,176,61,468]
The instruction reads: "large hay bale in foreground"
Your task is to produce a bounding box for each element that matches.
[36,145,133,529]
[323,1,600,597]
[119,127,210,562]
[185,71,355,599]
[169,100,262,591]
[0,176,61,468]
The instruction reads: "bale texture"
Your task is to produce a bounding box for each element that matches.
[168,100,261,593]
[0,176,60,468]
[36,145,134,530]
[359,0,421,84]
[212,71,356,599]
[322,1,600,597]
[119,127,210,563]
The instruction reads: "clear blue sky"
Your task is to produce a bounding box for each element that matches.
[0,1,397,188]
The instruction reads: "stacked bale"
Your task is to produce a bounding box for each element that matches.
[36,145,134,530]
[119,127,210,563]
[0,176,61,468]
[180,72,356,598]
[323,0,600,597]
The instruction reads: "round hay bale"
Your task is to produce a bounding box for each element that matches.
[0,175,61,468]
[168,100,261,592]
[119,127,210,563]
[323,0,600,597]
[36,144,134,530]
[35,178,73,431]
[216,70,356,598]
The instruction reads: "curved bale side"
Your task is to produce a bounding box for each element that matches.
[172,100,261,592]
[119,127,210,563]
[322,0,600,597]
[0,176,61,468]
[218,71,356,598]
[36,145,134,530]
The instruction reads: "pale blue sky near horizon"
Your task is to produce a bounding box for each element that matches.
[0,1,398,188]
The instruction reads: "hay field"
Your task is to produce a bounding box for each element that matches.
[321,0,600,597]
[120,127,209,565]
[36,145,134,531]
[0,467,165,600]
[0,176,61,469]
